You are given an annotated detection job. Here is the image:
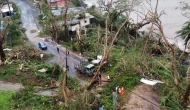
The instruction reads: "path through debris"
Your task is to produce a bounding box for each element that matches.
[126,84,161,110]
[0,81,24,91]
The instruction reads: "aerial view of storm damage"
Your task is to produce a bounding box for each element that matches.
[0,0,190,109]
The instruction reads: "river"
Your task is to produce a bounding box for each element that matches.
[84,0,190,51]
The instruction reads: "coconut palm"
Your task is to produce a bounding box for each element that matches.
[177,21,190,45]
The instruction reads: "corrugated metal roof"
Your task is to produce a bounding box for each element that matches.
[85,64,94,68]
[47,0,63,2]
[1,4,13,13]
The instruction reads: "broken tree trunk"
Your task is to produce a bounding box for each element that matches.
[142,23,153,54]
[183,67,190,107]
[0,37,5,62]
[86,48,108,89]
[76,28,83,55]
[62,72,68,107]
[64,1,69,41]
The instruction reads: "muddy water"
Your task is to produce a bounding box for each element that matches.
[84,0,190,51]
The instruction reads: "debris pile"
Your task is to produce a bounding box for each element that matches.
[0,46,43,65]
[7,46,42,60]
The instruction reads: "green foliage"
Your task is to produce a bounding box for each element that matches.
[107,73,140,94]
[159,85,183,110]
[37,1,53,36]
[3,2,25,47]
[86,5,105,27]
[12,87,57,109]
[177,21,190,45]
[110,9,119,24]
[100,46,142,110]
[66,98,91,110]
[98,73,140,110]
[40,2,50,16]
[58,73,81,90]
[0,66,15,75]
[98,95,113,110]
[178,65,188,77]
[114,15,127,29]
[67,77,81,90]
[0,90,14,110]
[35,63,62,79]
[0,65,17,80]
[11,3,21,20]
[0,54,58,86]
[71,0,81,6]
[62,91,98,110]
[99,38,182,109]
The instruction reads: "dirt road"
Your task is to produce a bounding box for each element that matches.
[126,84,161,110]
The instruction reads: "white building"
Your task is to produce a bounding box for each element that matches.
[67,20,80,32]
[1,4,13,18]
[68,13,95,33]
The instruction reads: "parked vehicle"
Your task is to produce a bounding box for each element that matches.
[38,41,47,50]
[75,55,103,76]
[74,60,96,76]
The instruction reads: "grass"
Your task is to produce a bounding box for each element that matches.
[0,4,188,108]
[0,89,58,110]
[0,90,15,110]
[12,87,57,110]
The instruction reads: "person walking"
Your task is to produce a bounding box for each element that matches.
[67,51,69,55]
[98,73,102,86]
[57,47,59,53]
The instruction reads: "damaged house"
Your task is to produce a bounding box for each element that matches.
[68,13,96,34]
[1,4,13,18]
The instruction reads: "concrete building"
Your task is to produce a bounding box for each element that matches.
[1,4,13,18]
[68,13,96,33]
[56,13,96,34]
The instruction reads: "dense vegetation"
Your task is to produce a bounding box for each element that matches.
[1,0,190,110]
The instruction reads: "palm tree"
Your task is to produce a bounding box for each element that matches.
[177,21,190,45]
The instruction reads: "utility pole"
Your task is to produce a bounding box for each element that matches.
[112,90,117,110]
[65,48,68,86]
[66,48,68,71]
